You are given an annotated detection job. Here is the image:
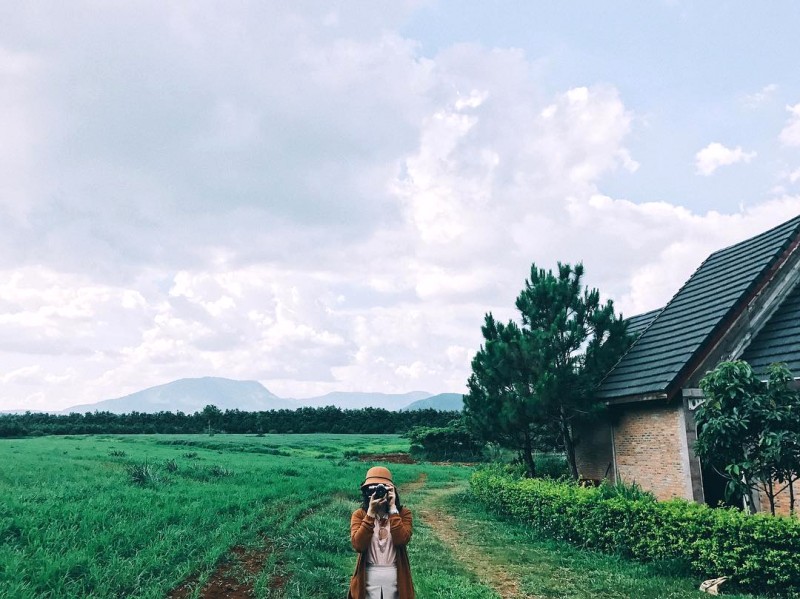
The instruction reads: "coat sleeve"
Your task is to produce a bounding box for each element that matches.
[350,508,375,552]
[389,507,412,546]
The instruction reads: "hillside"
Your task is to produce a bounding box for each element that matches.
[59,379,449,414]
[293,390,431,411]
[62,377,293,414]
[401,393,463,411]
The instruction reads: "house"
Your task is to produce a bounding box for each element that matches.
[575,214,800,514]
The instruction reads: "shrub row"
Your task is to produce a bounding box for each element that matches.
[470,469,800,594]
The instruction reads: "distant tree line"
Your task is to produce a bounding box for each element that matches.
[0,406,460,437]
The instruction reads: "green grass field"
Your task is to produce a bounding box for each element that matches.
[0,434,764,598]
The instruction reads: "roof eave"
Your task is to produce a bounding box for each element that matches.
[602,391,669,406]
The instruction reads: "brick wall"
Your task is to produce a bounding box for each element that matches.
[574,417,615,483]
[612,402,693,501]
[758,480,798,516]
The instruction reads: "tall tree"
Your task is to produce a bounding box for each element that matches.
[465,262,629,478]
[201,404,222,435]
[464,315,556,477]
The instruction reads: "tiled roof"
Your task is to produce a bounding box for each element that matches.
[597,215,800,400]
[741,280,800,377]
[625,308,662,339]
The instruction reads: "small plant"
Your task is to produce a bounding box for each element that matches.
[163,458,178,473]
[127,460,160,486]
[108,450,127,457]
[597,479,655,502]
[535,453,569,479]
[485,442,505,462]
[182,452,199,459]
[208,465,233,477]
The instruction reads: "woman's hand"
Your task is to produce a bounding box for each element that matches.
[366,491,387,518]
[387,484,397,511]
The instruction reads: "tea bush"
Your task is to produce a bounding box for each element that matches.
[470,469,800,594]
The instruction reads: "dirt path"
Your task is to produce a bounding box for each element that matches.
[400,471,428,494]
[416,483,533,599]
[167,541,276,599]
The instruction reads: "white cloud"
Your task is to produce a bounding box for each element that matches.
[1,3,799,410]
[695,142,757,176]
[568,194,800,314]
[742,83,778,108]
[780,103,800,147]
[1,365,42,385]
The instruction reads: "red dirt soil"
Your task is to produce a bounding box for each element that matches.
[167,544,272,599]
[357,452,416,464]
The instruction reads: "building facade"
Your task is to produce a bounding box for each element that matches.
[575,215,800,514]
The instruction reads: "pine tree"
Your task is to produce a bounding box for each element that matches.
[465,262,629,478]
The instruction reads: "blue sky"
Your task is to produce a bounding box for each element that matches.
[404,1,800,212]
[1,1,799,410]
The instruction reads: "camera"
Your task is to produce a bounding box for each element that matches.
[370,484,388,499]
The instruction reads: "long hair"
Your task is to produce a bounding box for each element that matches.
[360,485,403,512]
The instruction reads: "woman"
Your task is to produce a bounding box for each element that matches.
[349,466,414,599]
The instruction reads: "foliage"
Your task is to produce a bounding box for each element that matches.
[495,454,569,480]
[470,469,800,594]
[126,459,161,486]
[440,490,756,599]
[532,453,570,479]
[596,480,656,502]
[407,418,486,461]
[464,262,630,478]
[207,464,233,477]
[0,406,459,437]
[695,361,800,514]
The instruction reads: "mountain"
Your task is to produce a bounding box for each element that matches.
[61,377,293,414]
[292,391,432,411]
[401,393,464,412]
[56,379,459,414]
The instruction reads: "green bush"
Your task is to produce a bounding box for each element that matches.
[494,454,569,479]
[470,469,800,594]
[126,460,161,486]
[596,479,655,502]
[407,419,485,462]
[208,464,233,477]
[535,454,569,479]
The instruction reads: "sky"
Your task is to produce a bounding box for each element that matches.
[2,1,800,410]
